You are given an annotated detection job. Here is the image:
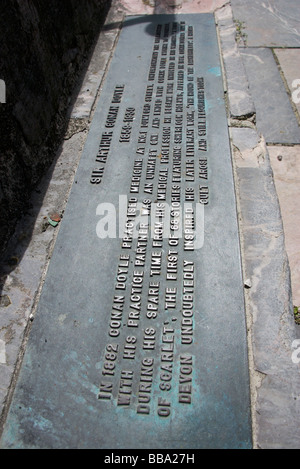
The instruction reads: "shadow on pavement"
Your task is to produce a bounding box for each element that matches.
[103,0,178,36]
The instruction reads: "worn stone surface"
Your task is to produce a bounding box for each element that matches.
[268,146,300,307]
[274,49,300,118]
[215,4,255,120]
[241,48,300,144]
[231,127,300,449]
[231,0,300,47]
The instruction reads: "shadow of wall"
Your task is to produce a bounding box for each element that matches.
[0,0,111,258]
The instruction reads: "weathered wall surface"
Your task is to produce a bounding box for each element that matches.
[0,0,111,255]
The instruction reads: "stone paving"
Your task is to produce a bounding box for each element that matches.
[228,0,300,314]
[229,0,300,309]
[230,0,300,303]
[217,2,300,448]
[0,0,300,449]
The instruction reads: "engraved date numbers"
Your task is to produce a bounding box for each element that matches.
[102,343,119,376]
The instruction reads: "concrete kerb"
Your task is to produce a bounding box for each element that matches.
[216,3,300,449]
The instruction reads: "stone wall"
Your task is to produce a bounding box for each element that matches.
[0,0,111,255]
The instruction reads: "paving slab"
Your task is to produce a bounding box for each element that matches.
[231,128,300,449]
[0,14,252,449]
[231,0,300,47]
[268,146,300,307]
[241,48,300,144]
[274,49,300,119]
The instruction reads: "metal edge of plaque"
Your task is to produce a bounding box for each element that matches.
[0,14,252,449]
